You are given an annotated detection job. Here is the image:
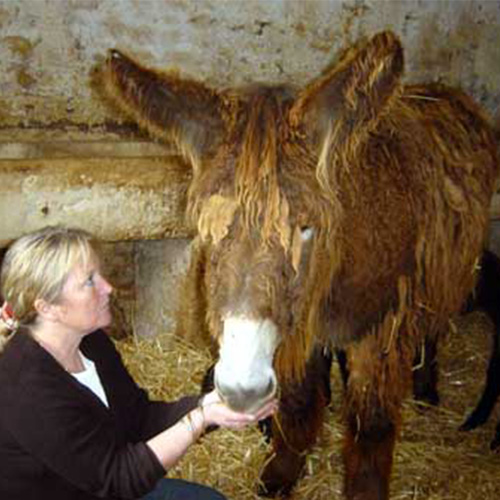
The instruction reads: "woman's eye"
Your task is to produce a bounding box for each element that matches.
[85,274,95,286]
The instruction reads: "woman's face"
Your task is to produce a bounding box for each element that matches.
[55,255,113,336]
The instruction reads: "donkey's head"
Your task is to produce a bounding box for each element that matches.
[101,32,403,412]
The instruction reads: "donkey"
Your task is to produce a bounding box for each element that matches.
[99,32,499,499]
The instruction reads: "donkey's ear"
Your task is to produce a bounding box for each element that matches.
[99,50,226,170]
[290,31,403,176]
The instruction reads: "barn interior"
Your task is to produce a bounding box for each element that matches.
[1,1,500,499]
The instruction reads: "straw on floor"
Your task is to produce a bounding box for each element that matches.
[117,311,500,499]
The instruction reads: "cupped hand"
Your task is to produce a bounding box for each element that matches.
[201,390,278,430]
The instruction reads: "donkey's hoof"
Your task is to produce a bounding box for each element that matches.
[413,390,440,410]
[258,454,304,497]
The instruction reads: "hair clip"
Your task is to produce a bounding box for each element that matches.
[0,302,19,331]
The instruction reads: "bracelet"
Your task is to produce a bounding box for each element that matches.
[181,407,206,442]
[181,412,196,438]
[198,403,206,433]
[198,395,221,433]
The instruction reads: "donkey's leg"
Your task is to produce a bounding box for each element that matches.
[461,331,500,431]
[259,346,332,497]
[343,406,396,500]
[336,348,350,388]
[342,337,411,500]
[412,335,440,406]
[461,250,500,432]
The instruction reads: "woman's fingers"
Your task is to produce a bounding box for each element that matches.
[252,398,279,421]
[202,395,280,430]
[219,399,279,428]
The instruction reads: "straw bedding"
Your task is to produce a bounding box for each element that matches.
[117,311,500,499]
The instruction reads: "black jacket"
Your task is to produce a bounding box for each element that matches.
[0,329,199,499]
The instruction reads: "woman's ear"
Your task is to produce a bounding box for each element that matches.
[34,298,60,322]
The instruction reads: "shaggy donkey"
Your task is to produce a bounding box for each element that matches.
[99,32,499,500]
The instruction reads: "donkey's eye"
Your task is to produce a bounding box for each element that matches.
[300,227,314,241]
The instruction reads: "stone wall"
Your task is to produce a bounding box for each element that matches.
[1,0,499,128]
[1,0,499,337]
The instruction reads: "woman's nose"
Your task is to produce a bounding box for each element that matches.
[98,275,113,295]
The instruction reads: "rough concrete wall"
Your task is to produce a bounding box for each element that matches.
[100,239,192,338]
[0,154,191,247]
[0,0,499,130]
[1,0,499,337]
[134,238,191,337]
[1,0,499,241]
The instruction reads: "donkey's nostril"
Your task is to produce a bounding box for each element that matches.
[214,375,277,413]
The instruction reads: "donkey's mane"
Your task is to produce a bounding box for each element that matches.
[234,88,293,250]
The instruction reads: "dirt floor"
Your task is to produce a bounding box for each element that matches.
[118,310,500,499]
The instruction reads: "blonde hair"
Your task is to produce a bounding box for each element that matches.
[0,226,98,348]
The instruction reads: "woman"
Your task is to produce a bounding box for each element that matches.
[0,226,277,500]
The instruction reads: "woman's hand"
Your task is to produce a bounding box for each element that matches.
[200,390,278,430]
[147,390,278,470]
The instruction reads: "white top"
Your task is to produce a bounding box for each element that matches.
[72,352,109,408]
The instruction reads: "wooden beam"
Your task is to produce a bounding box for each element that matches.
[0,140,174,160]
[0,155,192,247]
